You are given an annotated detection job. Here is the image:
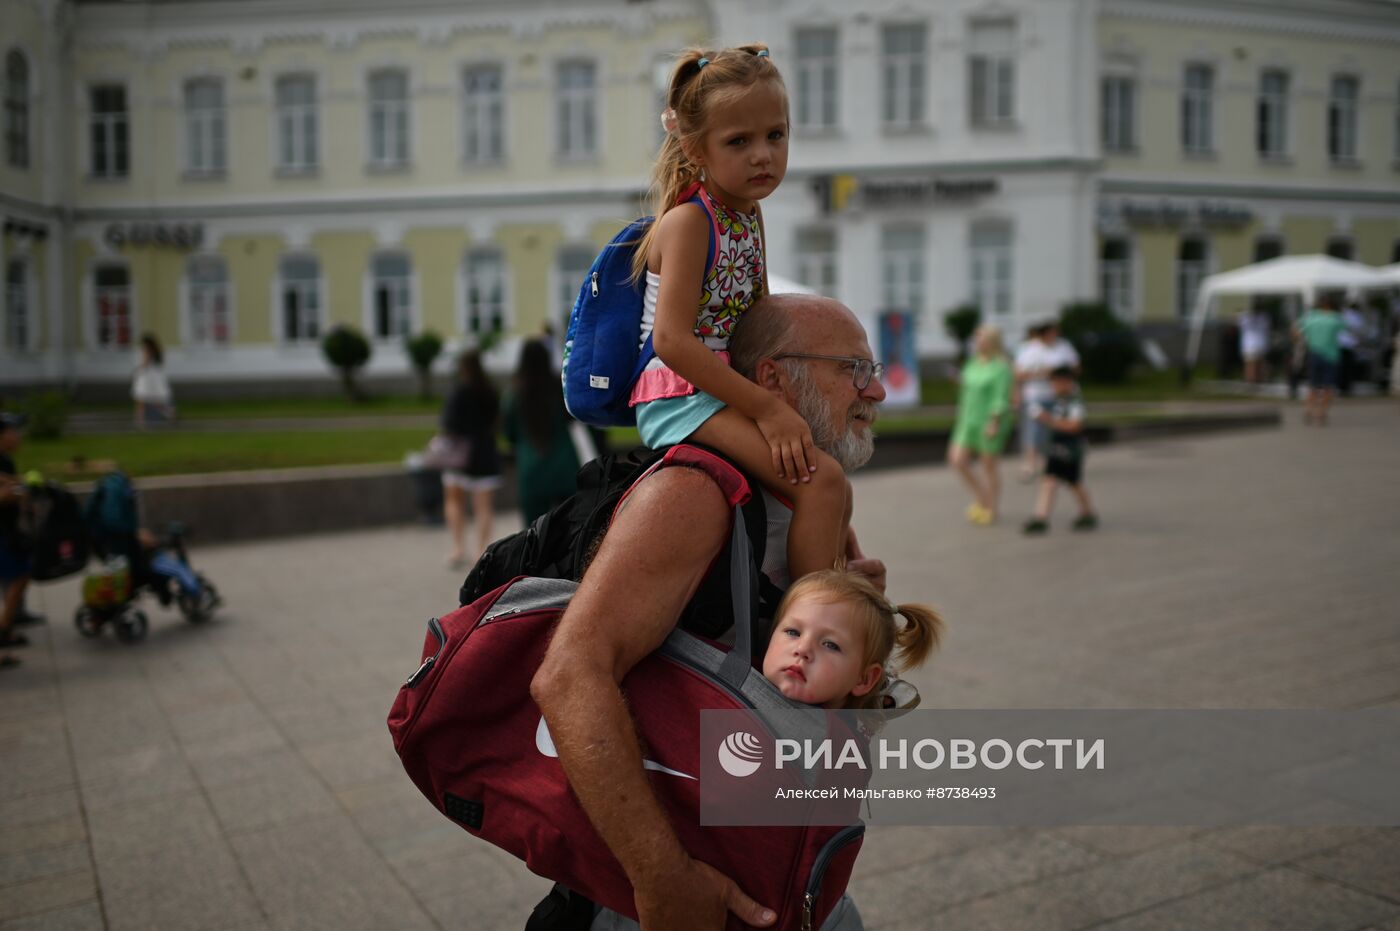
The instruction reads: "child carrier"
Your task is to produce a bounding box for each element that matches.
[560,186,720,427]
[21,481,90,582]
[390,465,864,931]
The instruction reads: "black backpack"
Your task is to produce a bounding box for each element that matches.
[23,482,91,582]
[459,443,784,654]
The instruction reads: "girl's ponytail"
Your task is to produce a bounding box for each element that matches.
[890,602,944,674]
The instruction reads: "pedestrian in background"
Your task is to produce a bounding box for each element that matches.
[948,324,1012,525]
[503,339,581,526]
[1296,296,1344,426]
[132,334,175,427]
[1013,321,1080,481]
[1,413,32,667]
[1023,367,1098,534]
[1237,305,1271,385]
[440,349,501,568]
[1337,299,1365,397]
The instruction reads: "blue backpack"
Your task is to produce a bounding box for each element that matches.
[561,192,718,427]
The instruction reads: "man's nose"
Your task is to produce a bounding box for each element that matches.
[862,372,887,403]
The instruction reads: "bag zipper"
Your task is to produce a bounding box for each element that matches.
[801,823,865,931]
[405,616,447,688]
[590,271,599,297]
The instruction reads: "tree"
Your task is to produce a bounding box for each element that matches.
[1059,302,1141,383]
[942,304,981,365]
[405,330,444,400]
[321,325,372,402]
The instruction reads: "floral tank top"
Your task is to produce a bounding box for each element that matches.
[629,184,766,406]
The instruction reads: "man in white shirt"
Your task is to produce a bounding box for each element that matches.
[1013,321,1081,479]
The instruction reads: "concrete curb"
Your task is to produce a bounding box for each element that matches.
[93,409,1281,546]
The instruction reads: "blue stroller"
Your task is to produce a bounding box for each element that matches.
[76,470,221,643]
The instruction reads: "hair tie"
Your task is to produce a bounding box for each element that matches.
[697,57,710,69]
[755,49,769,58]
[659,108,678,136]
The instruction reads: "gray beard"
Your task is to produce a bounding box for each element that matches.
[790,368,875,471]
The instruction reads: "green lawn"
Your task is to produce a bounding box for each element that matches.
[16,428,437,481]
[73,395,442,420]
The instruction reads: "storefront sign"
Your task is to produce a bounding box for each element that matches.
[812,175,1000,214]
[104,222,205,250]
[1106,199,1253,229]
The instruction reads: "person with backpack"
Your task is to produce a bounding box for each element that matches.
[531,293,886,931]
[626,44,851,588]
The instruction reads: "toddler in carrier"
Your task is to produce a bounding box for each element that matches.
[762,570,943,710]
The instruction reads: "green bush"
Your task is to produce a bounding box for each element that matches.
[1059,302,1141,384]
[321,325,373,402]
[405,330,444,400]
[18,391,70,439]
[942,304,981,363]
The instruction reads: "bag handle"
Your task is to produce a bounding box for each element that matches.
[717,504,756,691]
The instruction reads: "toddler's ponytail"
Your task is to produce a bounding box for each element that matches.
[890,602,944,674]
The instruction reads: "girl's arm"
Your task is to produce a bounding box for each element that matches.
[650,205,815,478]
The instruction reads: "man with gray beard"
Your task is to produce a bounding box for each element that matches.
[531,294,887,931]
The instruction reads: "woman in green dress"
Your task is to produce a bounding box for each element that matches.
[502,339,582,525]
[949,324,1013,525]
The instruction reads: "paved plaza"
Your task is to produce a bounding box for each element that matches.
[2,402,1399,931]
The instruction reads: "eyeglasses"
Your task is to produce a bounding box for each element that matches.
[772,353,886,391]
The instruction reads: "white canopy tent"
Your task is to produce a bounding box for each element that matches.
[1379,263,1400,286]
[1185,255,1395,366]
[767,273,817,295]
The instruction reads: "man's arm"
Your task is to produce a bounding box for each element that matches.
[530,467,776,931]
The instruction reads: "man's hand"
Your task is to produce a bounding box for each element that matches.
[634,856,776,931]
[845,528,886,594]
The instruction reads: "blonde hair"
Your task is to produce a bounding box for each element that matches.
[775,570,944,710]
[630,43,787,282]
[974,324,1006,359]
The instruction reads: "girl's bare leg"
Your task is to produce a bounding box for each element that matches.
[471,487,495,559]
[443,483,466,562]
[948,444,988,510]
[691,408,847,579]
[981,453,1002,518]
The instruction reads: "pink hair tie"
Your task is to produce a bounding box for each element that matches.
[660,108,679,136]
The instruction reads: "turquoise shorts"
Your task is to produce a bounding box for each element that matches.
[635,392,726,448]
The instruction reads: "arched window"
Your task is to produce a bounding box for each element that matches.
[94,264,133,348]
[1176,236,1209,319]
[368,69,409,168]
[1100,237,1133,319]
[465,248,506,335]
[4,49,28,169]
[279,255,321,341]
[5,258,30,349]
[371,253,412,338]
[187,255,229,345]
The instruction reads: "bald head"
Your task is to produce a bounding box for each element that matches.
[729,293,864,379]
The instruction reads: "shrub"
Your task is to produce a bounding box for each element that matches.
[942,304,981,364]
[1058,302,1141,384]
[321,325,373,402]
[18,391,70,439]
[405,330,444,400]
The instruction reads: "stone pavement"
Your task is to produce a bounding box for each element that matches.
[2,401,1398,931]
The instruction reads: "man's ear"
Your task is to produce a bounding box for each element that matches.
[850,663,884,698]
[753,357,787,395]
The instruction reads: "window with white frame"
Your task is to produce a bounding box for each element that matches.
[4,258,29,349]
[556,245,594,322]
[5,50,29,169]
[794,27,839,131]
[882,24,925,130]
[1181,64,1214,155]
[371,253,413,339]
[184,78,226,175]
[276,75,318,172]
[1176,236,1208,319]
[279,255,321,341]
[1101,75,1136,152]
[462,64,504,164]
[796,227,837,295]
[880,226,924,316]
[1256,69,1289,159]
[1328,75,1359,163]
[186,255,229,345]
[1100,238,1133,319]
[93,264,132,348]
[465,248,505,335]
[556,61,597,160]
[368,69,409,169]
[970,223,1014,317]
[90,84,129,178]
[968,20,1016,127]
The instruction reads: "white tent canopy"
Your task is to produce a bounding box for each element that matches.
[1186,254,1395,366]
[1379,263,1400,285]
[767,273,817,295]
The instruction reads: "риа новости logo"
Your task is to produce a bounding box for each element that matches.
[717,731,764,777]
